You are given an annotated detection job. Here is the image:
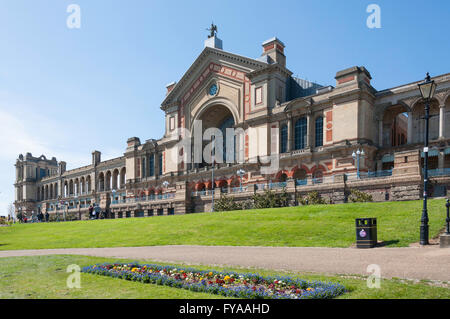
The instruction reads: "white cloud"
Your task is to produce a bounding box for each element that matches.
[0,98,124,216]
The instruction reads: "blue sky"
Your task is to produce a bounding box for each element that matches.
[0,0,449,215]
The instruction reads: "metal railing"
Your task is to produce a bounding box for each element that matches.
[111,193,176,205]
[346,170,393,181]
[426,168,450,177]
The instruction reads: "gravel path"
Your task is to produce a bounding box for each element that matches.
[1,245,449,282]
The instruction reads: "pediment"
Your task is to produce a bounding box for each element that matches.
[160,47,268,111]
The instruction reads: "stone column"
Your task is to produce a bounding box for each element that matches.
[378,120,383,147]
[306,112,313,148]
[438,151,445,170]
[407,112,413,144]
[377,159,383,172]
[287,116,293,152]
[439,105,445,139]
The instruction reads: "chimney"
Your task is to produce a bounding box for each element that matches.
[166,82,177,96]
[335,66,372,87]
[261,37,286,67]
[92,151,101,166]
[59,161,67,175]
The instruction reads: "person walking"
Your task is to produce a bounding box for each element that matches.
[88,205,93,220]
[45,211,49,222]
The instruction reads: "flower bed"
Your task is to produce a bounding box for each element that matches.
[82,263,346,299]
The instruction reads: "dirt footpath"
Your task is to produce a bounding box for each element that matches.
[1,245,449,282]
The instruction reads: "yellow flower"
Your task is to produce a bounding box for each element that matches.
[307,288,314,291]
[209,272,213,276]
[131,268,138,272]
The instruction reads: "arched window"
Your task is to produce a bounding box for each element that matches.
[315,116,323,147]
[294,117,307,150]
[149,154,155,177]
[280,124,288,153]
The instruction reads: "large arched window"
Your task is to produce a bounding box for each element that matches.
[315,116,323,147]
[280,124,288,153]
[294,117,307,150]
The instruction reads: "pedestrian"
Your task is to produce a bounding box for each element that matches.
[45,212,49,222]
[94,205,100,219]
[88,205,93,219]
[23,216,27,223]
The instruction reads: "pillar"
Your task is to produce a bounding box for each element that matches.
[287,116,293,152]
[439,105,445,139]
[306,112,312,148]
[407,112,413,144]
[377,159,383,172]
[378,120,383,147]
[438,151,445,170]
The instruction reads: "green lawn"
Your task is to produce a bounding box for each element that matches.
[1,255,449,299]
[0,199,446,250]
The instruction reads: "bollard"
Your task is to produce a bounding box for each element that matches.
[440,199,450,248]
[446,199,450,235]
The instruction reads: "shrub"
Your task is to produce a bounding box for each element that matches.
[297,191,326,205]
[214,194,241,212]
[253,189,290,209]
[348,189,373,202]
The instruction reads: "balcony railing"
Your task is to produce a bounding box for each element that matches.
[111,193,176,205]
[346,170,393,181]
[426,168,450,177]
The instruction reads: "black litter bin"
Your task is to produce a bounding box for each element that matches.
[356,218,377,248]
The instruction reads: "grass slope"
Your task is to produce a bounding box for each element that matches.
[1,255,449,299]
[0,199,446,250]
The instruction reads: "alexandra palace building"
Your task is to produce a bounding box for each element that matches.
[14,34,450,219]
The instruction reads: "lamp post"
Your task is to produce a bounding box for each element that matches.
[417,72,437,245]
[352,149,365,179]
[237,168,246,192]
[211,136,215,212]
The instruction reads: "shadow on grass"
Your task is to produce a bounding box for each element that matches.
[376,240,400,247]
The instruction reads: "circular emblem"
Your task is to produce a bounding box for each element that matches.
[209,83,218,96]
[359,229,367,238]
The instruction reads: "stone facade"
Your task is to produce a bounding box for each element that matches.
[14,35,450,219]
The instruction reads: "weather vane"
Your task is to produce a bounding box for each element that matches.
[206,22,218,38]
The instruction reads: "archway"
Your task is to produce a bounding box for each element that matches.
[412,98,440,143]
[192,103,239,167]
[382,104,410,147]
[292,168,307,181]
